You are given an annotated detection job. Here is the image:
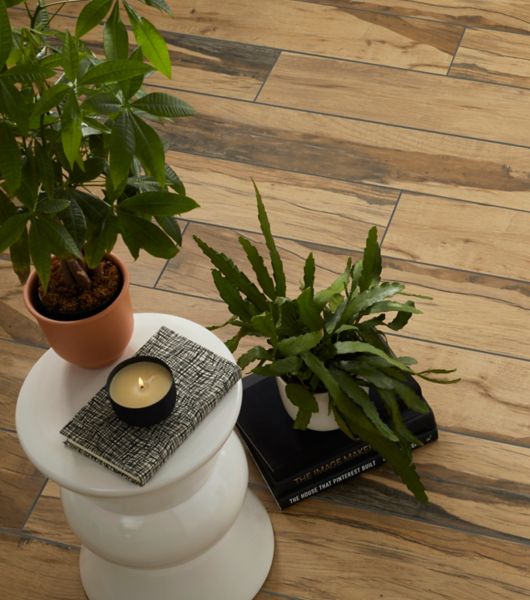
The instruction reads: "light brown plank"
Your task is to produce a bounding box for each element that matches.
[167,151,397,247]
[0,431,46,529]
[8,10,279,101]
[258,52,530,146]
[162,91,530,210]
[330,0,530,34]
[25,496,79,547]
[0,533,84,600]
[257,491,530,600]
[450,28,530,89]
[0,339,45,430]
[382,193,530,279]
[56,0,463,74]
[160,222,530,360]
[388,336,530,446]
[113,241,168,288]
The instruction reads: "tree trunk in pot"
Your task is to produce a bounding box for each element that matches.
[23,254,134,369]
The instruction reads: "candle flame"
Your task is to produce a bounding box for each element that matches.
[138,377,145,390]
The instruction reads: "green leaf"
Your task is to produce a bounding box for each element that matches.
[60,93,82,168]
[238,235,276,299]
[164,164,185,195]
[394,381,429,414]
[61,32,79,81]
[341,281,404,323]
[60,199,87,250]
[73,190,111,223]
[30,83,70,121]
[109,111,135,189]
[296,287,324,331]
[194,235,268,312]
[118,212,178,259]
[334,341,411,372]
[104,1,128,60]
[0,0,12,70]
[83,92,123,115]
[155,215,182,245]
[237,345,271,369]
[359,226,382,292]
[277,331,322,356]
[415,368,460,384]
[131,114,166,186]
[211,269,252,322]
[141,0,170,13]
[36,196,70,214]
[303,252,315,289]
[331,369,398,441]
[378,389,421,446]
[76,0,113,38]
[132,93,195,117]
[79,60,151,86]
[0,212,28,253]
[302,351,428,502]
[253,356,303,376]
[0,81,28,133]
[34,143,57,198]
[120,46,144,100]
[0,122,21,193]
[368,300,420,315]
[250,313,276,340]
[33,215,82,260]
[125,3,171,78]
[285,383,318,430]
[120,191,199,215]
[29,219,52,292]
[84,213,118,267]
[253,180,286,297]
[387,302,417,331]
[1,62,54,85]
[313,261,351,307]
[10,228,30,284]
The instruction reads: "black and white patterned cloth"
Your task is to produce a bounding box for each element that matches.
[60,326,241,486]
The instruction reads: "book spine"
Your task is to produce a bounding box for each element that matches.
[275,409,436,493]
[275,427,438,510]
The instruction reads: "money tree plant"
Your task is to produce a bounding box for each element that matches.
[0,0,197,311]
[195,184,458,502]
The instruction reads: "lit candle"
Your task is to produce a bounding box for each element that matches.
[107,356,176,426]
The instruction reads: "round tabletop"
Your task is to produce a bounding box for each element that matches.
[15,313,242,497]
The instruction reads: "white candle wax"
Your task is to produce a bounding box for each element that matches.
[109,361,173,408]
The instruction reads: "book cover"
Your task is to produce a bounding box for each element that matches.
[238,374,437,508]
[60,326,241,486]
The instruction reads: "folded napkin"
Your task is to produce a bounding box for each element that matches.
[60,326,241,486]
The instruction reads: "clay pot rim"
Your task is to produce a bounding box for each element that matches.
[23,253,130,326]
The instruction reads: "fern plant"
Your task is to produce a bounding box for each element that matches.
[195,184,458,502]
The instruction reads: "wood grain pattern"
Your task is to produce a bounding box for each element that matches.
[165,151,397,247]
[161,222,530,360]
[382,193,530,279]
[258,52,530,146]
[325,0,530,34]
[0,533,84,600]
[25,496,79,547]
[0,339,44,430]
[57,0,463,74]
[450,28,530,89]
[161,91,530,210]
[0,431,45,529]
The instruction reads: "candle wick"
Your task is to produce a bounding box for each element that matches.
[138,377,145,390]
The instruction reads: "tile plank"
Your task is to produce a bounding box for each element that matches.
[56,0,463,74]
[25,496,79,547]
[258,52,530,146]
[167,152,397,248]
[0,533,84,600]
[0,431,46,529]
[382,193,530,280]
[161,91,530,210]
[450,28,530,89]
[257,492,530,600]
[325,0,530,34]
[161,222,530,361]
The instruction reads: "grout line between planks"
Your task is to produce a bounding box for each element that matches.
[380,191,402,247]
[447,26,467,75]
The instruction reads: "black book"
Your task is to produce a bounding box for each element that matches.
[237,375,438,509]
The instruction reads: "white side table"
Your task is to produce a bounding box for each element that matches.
[16,313,274,600]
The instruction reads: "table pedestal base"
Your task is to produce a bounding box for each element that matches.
[79,491,273,600]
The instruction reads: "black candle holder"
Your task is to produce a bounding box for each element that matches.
[107,356,176,427]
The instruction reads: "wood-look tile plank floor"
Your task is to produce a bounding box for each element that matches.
[2,1,530,598]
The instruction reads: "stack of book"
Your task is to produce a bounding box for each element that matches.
[237,375,437,509]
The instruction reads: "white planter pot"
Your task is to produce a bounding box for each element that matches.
[276,377,339,432]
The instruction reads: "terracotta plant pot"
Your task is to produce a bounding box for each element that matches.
[276,377,339,432]
[23,254,134,369]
